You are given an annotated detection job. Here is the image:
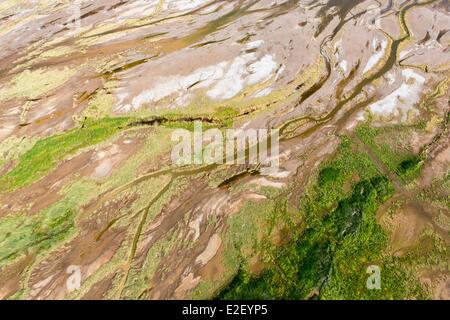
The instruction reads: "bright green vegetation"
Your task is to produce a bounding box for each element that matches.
[219,136,428,300]
[305,137,380,215]
[0,117,130,191]
[356,124,423,183]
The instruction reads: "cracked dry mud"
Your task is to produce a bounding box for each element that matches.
[0,0,449,300]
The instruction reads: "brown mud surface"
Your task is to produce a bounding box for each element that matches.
[0,0,448,299]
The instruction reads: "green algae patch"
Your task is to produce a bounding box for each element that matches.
[0,136,38,165]
[80,89,116,119]
[0,117,130,192]
[0,67,77,102]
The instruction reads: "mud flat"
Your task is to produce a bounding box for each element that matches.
[0,0,448,300]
